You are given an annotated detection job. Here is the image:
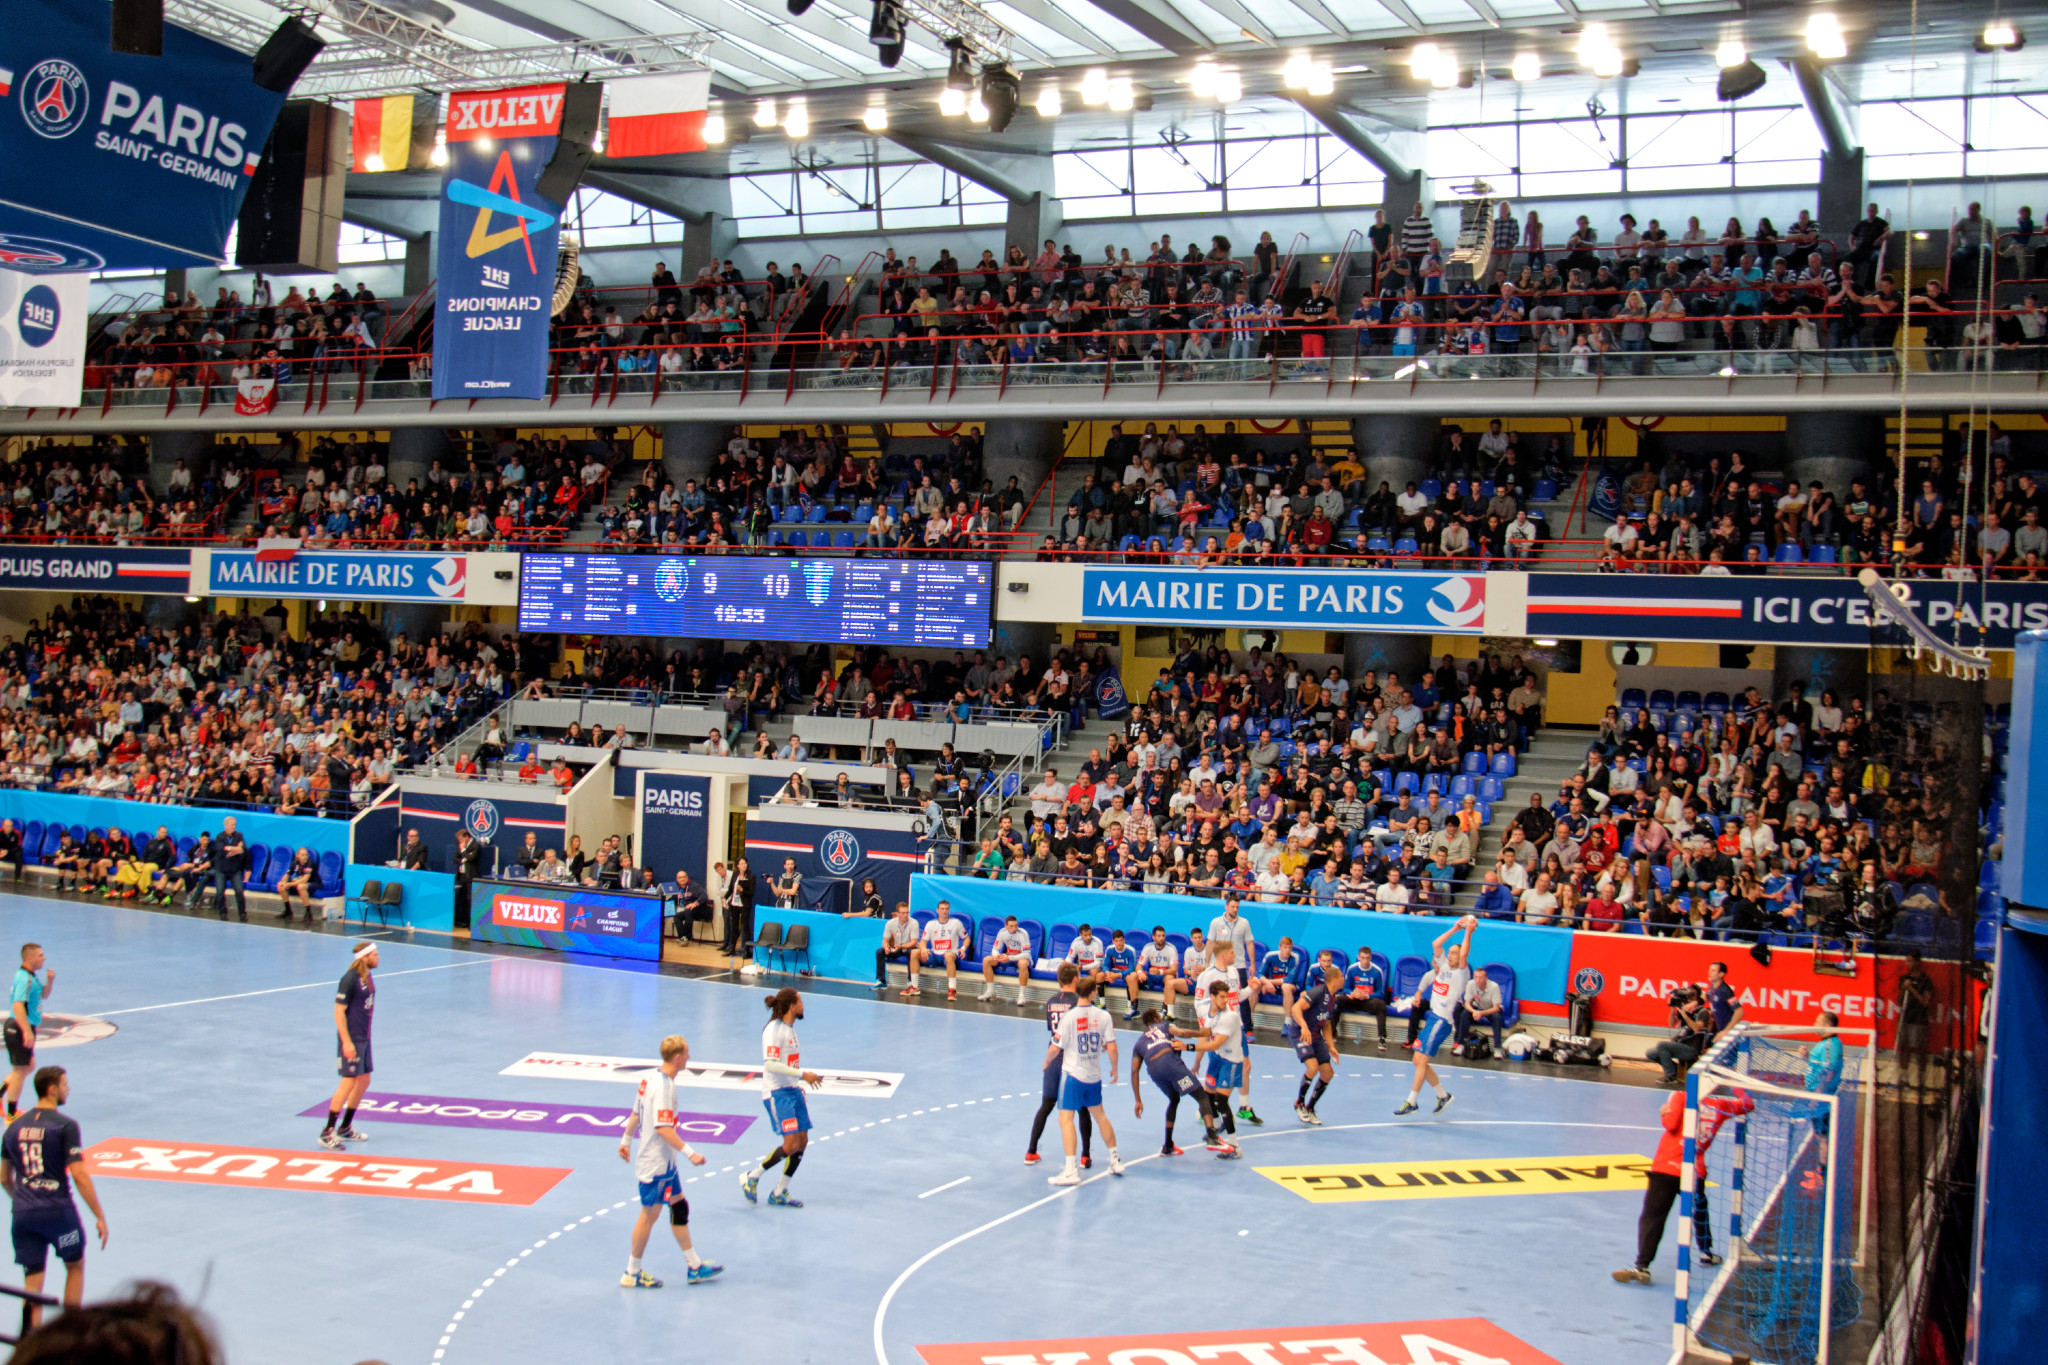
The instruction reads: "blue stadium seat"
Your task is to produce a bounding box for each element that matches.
[1480,776,1506,803]
[1809,544,1838,564]
[1653,865,1673,892]
[1422,773,1446,795]
[1620,688,1647,709]
[1701,692,1729,715]
[21,822,41,863]
[854,503,873,522]
[268,845,294,890]
[316,852,345,898]
[1980,862,2002,888]
[1393,537,1419,557]
[510,740,531,762]
[1043,923,1078,974]
[784,530,807,548]
[1669,713,1694,735]
[1394,955,1430,1000]
[246,845,270,888]
[1533,479,1558,502]
[1394,772,1421,795]
[1675,690,1701,711]
[834,531,857,548]
[1480,963,1520,1029]
[1489,753,1516,776]
[1461,752,1485,774]
[1419,479,1442,500]
[1448,775,1477,800]
[1366,536,1391,553]
[1647,689,1675,712]
[1976,920,1998,957]
[805,505,827,524]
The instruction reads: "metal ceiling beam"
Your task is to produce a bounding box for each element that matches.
[1182,0,1275,47]
[880,130,1047,203]
[989,0,1125,58]
[1792,56,1859,160]
[1283,94,1417,183]
[1075,0,1206,57]
[583,168,729,225]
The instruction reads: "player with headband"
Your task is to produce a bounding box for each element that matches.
[319,942,378,1150]
[743,988,820,1208]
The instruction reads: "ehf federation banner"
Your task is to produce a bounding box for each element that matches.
[0,0,288,271]
[0,269,84,407]
[431,84,564,401]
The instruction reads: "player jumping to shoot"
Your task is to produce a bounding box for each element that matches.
[744,988,820,1208]
[619,1035,721,1288]
[319,942,377,1150]
[1045,977,1122,1186]
[1396,916,1475,1117]
[1130,1008,1238,1158]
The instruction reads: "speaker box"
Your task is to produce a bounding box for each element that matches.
[535,81,604,204]
[110,0,163,57]
[235,100,349,273]
[252,17,325,94]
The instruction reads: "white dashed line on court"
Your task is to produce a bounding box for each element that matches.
[917,1176,971,1199]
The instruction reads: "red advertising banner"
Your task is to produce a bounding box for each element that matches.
[83,1139,571,1206]
[916,1320,1567,1365]
[444,84,567,142]
[491,892,566,931]
[1565,933,1975,1050]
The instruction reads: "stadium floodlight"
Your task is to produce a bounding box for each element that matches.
[944,36,976,91]
[1106,75,1134,111]
[1034,81,1061,116]
[1510,51,1540,82]
[966,88,989,122]
[787,0,814,13]
[1214,68,1242,103]
[981,60,1019,131]
[870,0,907,67]
[1408,41,1439,76]
[1190,57,1218,96]
[753,98,778,127]
[1080,67,1109,105]
[1806,12,1847,59]
[1716,38,1746,67]
[1282,52,1311,87]
[862,102,888,131]
[1305,63,1333,95]
[782,98,809,137]
[1976,21,2023,51]
[1716,58,1767,100]
[939,84,966,115]
[703,110,726,143]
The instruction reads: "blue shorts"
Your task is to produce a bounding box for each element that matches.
[1415,1014,1453,1058]
[1204,1055,1244,1091]
[337,1037,372,1078]
[764,1087,811,1137]
[11,1205,83,1272]
[1058,1076,1103,1112]
[637,1168,682,1207]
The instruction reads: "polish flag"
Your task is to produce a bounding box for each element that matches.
[253,536,302,563]
[605,71,712,157]
[234,377,277,415]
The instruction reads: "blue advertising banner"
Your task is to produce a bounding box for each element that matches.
[1526,573,2048,651]
[0,790,347,867]
[343,863,456,933]
[208,550,470,602]
[0,0,286,270]
[908,873,1577,1007]
[472,878,662,962]
[430,83,565,401]
[1079,567,1489,634]
[636,771,710,886]
[746,815,923,915]
[0,546,188,595]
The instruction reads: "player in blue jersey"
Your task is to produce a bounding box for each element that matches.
[1130,1009,1238,1157]
[1044,977,1122,1186]
[1103,931,1142,1020]
[1396,916,1476,1117]
[1,1067,108,1330]
[1341,947,1393,1050]
[619,1035,719,1288]
[319,942,377,1149]
[1026,963,1094,1166]
[1287,963,1349,1125]
[743,988,821,1208]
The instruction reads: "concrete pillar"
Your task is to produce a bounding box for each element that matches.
[387,427,448,487]
[993,620,1057,666]
[1773,645,1867,716]
[1382,171,1426,223]
[143,596,200,631]
[403,233,434,297]
[1351,412,1437,497]
[147,431,211,497]
[379,603,443,648]
[660,422,728,488]
[1817,151,1866,260]
[1005,193,1062,258]
[983,420,1063,529]
[1345,629,1431,686]
[1783,412,1881,499]
[680,215,728,281]
[162,269,187,306]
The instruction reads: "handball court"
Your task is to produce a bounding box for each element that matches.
[3,891,1682,1365]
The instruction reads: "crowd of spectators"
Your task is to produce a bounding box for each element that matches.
[91,281,387,391]
[0,438,220,544]
[0,597,512,814]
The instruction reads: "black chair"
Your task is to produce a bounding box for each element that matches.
[375,881,403,928]
[349,880,383,924]
[781,923,811,975]
[750,921,785,971]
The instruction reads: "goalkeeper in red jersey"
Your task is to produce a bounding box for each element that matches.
[1613,1087,1755,1285]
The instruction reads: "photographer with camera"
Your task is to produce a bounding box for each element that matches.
[1644,984,1716,1085]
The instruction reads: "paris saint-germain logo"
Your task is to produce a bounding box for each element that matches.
[819,828,860,875]
[464,798,501,840]
[20,60,90,140]
[1571,967,1606,997]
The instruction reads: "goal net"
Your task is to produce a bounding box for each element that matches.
[1671,1025,1873,1365]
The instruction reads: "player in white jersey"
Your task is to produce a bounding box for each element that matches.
[1196,980,1244,1143]
[912,901,968,1000]
[1136,927,1181,1016]
[1170,929,1209,1020]
[1396,916,1476,1116]
[743,988,821,1208]
[1194,940,1262,1125]
[1043,977,1122,1186]
[618,1035,721,1288]
[979,914,1033,1003]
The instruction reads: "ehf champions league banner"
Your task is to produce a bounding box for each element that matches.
[431,84,565,401]
[0,0,288,270]
[0,269,85,407]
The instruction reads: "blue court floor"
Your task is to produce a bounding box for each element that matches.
[2,892,1677,1365]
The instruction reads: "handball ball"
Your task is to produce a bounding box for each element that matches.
[1505,1034,1535,1060]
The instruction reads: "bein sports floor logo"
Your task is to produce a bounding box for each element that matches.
[427,556,467,600]
[1426,576,1486,629]
[19,60,89,140]
[819,829,861,875]
[465,798,501,839]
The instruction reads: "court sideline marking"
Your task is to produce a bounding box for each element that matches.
[89,960,490,1016]
[867,1119,1663,1365]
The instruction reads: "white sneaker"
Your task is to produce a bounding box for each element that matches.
[1108,1154,1125,1177]
[1016,992,1030,1006]
[977,988,995,1001]
[1047,1169,1081,1187]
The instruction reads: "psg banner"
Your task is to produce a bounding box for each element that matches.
[430,84,564,401]
[635,771,711,889]
[0,0,288,270]
[0,268,84,407]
